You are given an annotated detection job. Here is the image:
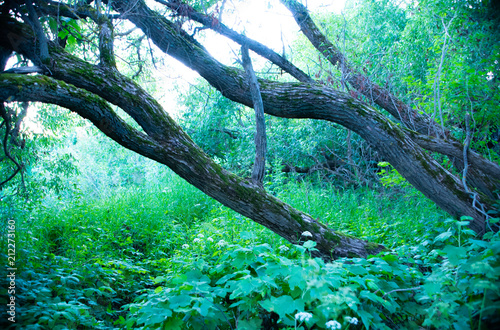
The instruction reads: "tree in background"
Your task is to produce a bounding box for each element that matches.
[0,0,499,260]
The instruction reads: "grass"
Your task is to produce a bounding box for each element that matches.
[275,180,448,247]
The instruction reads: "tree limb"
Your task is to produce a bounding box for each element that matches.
[0,103,23,188]
[241,44,267,185]
[280,0,437,135]
[281,0,499,202]
[0,72,386,260]
[155,0,315,83]
[97,12,117,68]
[25,0,50,63]
[104,0,489,233]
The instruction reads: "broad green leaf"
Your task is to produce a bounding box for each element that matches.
[163,318,184,330]
[423,281,441,296]
[443,245,467,266]
[237,318,263,330]
[347,265,368,275]
[303,240,317,249]
[434,230,453,243]
[259,295,304,321]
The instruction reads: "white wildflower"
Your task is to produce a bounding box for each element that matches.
[217,239,227,247]
[301,231,313,237]
[197,233,204,238]
[325,320,342,330]
[295,312,313,323]
[345,316,358,325]
[182,244,189,249]
[207,237,214,242]
[193,238,201,243]
[278,245,289,252]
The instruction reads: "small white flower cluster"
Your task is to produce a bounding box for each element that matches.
[325,320,341,330]
[301,231,313,238]
[278,245,289,252]
[193,238,201,243]
[295,312,312,323]
[182,244,189,249]
[197,234,204,239]
[207,237,214,242]
[345,316,358,325]
[217,239,227,247]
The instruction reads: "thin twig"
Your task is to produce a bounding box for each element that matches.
[432,15,455,137]
[382,286,421,299]
[462,113,471,193]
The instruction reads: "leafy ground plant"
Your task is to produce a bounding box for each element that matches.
[120,218,500,329]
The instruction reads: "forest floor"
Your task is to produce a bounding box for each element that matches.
[1,173,499,329]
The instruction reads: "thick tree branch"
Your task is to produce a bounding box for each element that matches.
[280,0,436,135]
[155,0,315,83]
[0,74,155,153]
[25,0,50,63]
[410,132,500,193]
[0,72,385,260]
[281,0,500,201]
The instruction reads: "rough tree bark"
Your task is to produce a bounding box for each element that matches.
[280,0,500,200]
[0,0,497,260]
[149,0,500,198]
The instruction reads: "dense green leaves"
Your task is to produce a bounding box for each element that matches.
[3,167,499,329]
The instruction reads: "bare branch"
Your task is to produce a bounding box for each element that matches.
[11,102,29,147]
[25,0,50,62]
[98,15,117,68]
[241,44,267,185]
[0,103,23,189]
[432,15,456,137]
[155,0,315,83]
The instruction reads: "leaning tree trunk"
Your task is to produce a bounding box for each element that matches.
[138,0,499,224]
[280,0,500,201]
[0,17,384,260]
[109,0,491,233]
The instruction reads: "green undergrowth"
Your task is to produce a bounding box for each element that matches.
[1,177,499,329]
[275,181,448,248]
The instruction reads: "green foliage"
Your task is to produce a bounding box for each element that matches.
[123,217,500,330]
[377,161,409,189]
[179,81,379,185]
[0,103,83,220]
[297,0,500,160]
[5,163,499,329]
[275,180,445,247]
